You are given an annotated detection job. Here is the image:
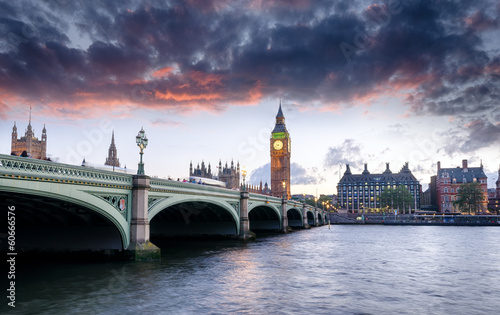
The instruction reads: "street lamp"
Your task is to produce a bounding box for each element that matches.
[241,166,247,191]
[136,127,148,175]
[282,181,286,199]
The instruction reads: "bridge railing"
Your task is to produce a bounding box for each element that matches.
[0,154,134,186]
[150,177,243,198]
[247,192,281,204]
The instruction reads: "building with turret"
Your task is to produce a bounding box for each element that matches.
[11,109,47,160]
[104,131,120,167]
[218,160,240,189]
[189,160,240,189]
[190,161,213,178]
[436,159,488,213]
[270,101,291,199]
[337,162,421,213]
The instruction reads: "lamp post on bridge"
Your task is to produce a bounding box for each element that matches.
[129,127,160,261]
[136,127,148,175]
[282,181,286,200]
[281,180,288,233]
[241,166,247,191]
[239,166,255,240]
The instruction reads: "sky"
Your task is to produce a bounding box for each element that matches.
[1,0,499,196]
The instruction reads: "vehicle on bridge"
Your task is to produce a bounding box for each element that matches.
[189,176,227,188]
[81,160,135,174]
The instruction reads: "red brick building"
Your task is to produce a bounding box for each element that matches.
[487,166,500,214]
[436,159,488,213]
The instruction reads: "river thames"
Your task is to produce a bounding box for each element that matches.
[5,225,500,314]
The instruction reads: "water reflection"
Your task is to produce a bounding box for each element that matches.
[4,226,500,314]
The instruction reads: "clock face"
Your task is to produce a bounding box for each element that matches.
[273,140,283,150]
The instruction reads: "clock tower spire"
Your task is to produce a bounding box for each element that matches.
[270,101,291,199]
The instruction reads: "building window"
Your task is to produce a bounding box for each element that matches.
[444,188,448,193]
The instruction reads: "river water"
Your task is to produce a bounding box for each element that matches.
[5,225,500,314]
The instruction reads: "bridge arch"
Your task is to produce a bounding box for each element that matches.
[306,210,316,226]
[148,195,240,237]
[317,212,324,225]
[248,203,281,231]
[0,181,129,250]
[287,207,303,228]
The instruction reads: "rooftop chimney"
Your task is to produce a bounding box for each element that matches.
[462,159,468,172]
[437,161,441,171]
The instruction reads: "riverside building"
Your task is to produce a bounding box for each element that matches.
[337,162,421,213]
[436,159,488,213]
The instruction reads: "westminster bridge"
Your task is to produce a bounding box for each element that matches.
[0,154,327,259]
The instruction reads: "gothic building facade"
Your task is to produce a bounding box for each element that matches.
[270,102,291,199]
[337,163,421,213]
[11,111,47,160]
[104,131,120,167]
[218,160,240,189]
[189,160,240,189]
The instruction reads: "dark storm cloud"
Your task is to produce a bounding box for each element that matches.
[0,0,499,130]
[441,117,500,155]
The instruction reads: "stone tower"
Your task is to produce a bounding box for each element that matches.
[218,159,240,189]
[270,101,291,199]
[11,107,47,159]
[104,131,120,167]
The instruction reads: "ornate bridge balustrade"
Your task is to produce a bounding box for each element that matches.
[0,154,327,260]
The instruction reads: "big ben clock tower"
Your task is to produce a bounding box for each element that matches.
[270,101,291,199]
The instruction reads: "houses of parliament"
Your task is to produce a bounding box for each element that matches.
[10,110,47,160]
[191,102,292,198]
[9,103,293,198]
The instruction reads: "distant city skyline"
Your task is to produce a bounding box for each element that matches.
[1,0,499,195]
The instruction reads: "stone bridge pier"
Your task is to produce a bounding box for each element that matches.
[281,198,289,233]
[239,191,256,241]
[0,154,327,262]
[128,175,160,261]
[302,203,311,229]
